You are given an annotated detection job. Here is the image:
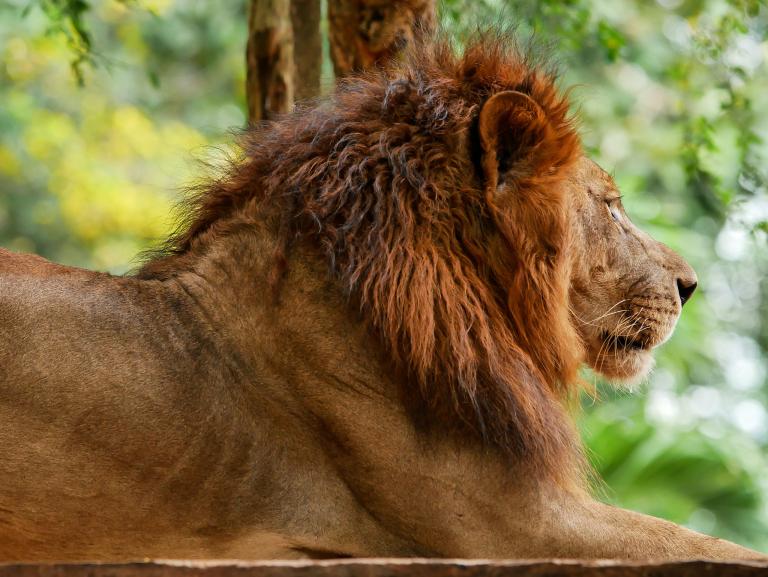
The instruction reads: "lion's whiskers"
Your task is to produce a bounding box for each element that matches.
[569,298,629,328]
[593,309,649,377]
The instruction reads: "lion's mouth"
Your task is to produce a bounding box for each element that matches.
[600,331,650,352]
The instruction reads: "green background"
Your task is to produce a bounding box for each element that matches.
[0,0,766,551]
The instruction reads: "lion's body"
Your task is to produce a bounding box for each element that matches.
[0,32,765,561]
[1,228,762,561]
[0,235,560,560]
[0,239,401,559]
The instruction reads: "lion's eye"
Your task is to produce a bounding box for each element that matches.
[606,199,622,223]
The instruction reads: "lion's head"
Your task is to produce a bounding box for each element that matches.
[476,90,697,386]
[148,32,697,481]
[566,159,697,384]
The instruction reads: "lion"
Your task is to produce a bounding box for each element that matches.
[0,31,765,562]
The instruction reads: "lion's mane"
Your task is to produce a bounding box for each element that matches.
[143,32,585,481]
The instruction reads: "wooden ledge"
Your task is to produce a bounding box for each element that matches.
[1,559,767,577]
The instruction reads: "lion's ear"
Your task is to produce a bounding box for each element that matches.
[478,90,555,191]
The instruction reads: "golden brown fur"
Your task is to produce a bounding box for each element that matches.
[143,34,586,482]
[0,31,765,561]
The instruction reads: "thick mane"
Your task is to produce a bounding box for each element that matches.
[143,31,585,482]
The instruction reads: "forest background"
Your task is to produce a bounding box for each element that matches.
[0,0,767,551]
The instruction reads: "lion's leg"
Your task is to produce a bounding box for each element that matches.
[530,493,768,561]
[305,406,768,561]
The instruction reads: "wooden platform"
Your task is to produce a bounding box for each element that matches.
[1,559,766,577]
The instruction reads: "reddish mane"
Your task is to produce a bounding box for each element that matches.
[143,31,585,482]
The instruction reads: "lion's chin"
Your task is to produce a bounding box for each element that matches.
[587,347,656,389]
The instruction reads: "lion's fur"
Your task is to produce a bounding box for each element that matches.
[2,28,767,562]
[141,33,585,481]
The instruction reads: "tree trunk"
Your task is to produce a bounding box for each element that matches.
[246,0,435,121]
[327,0,436,77]
[246,0,295,123]
[291,0,322,102]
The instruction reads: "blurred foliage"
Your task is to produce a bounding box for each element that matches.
[29,0,133,84]
[0,0,767,551]
[0,0,246,270]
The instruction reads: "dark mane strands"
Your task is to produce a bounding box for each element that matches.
[144,30,586,484]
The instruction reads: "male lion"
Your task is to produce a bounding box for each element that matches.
[0,32,765,562]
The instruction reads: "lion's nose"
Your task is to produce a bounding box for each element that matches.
[676,276,698,307]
